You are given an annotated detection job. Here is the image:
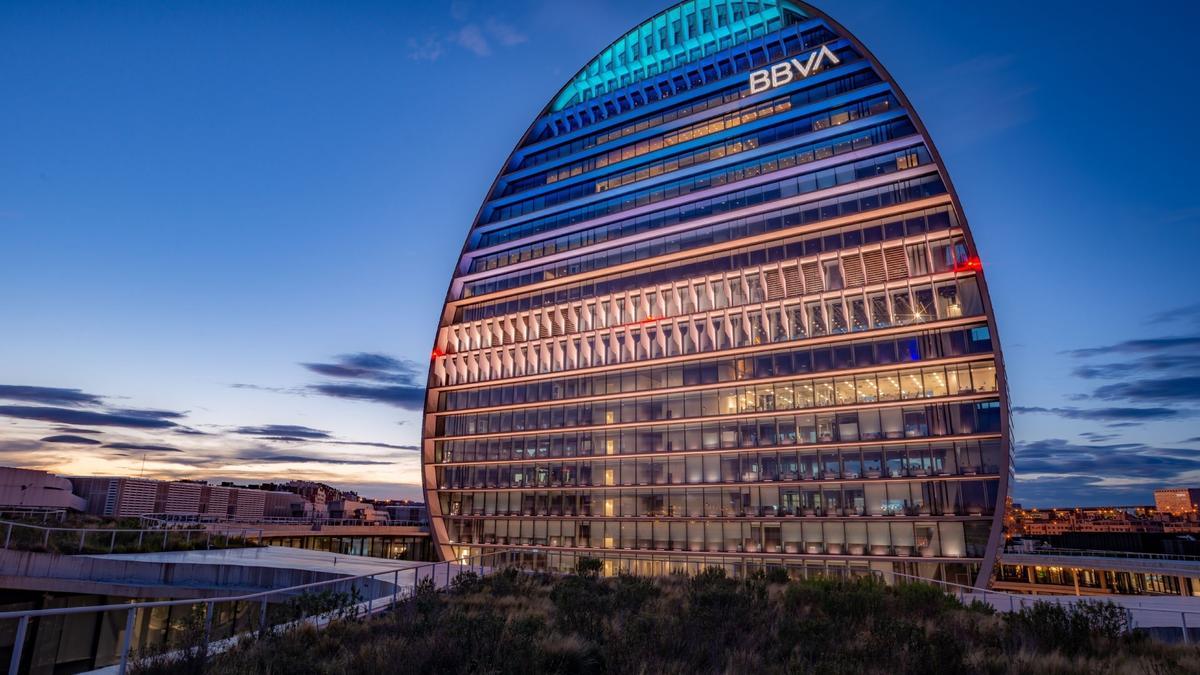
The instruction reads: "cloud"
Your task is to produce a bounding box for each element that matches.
[1151,301,1200,324]
[231,423,417,451]
[231,448,393,466]
[308,382,425,411]
[234,424,332,440]
[0,385,105,406]
[112,408,188,420]
[406,7,527,61]
[103,442,183,453]
[298,352,426,411]
[406,35,445,61]
[0,405,180,429]
[1066,336,1200,357]
[301,353,419,383]
[1012,405,1184,422]
[0,440,43,454]
[1013,438,1200,506]
[1091,377,1200,404]
[322,440,420,452]
[485,18,527,47]
[454,24,491,56]
[1072,354,1200,379]
[173,428,210,436]
[40,434,103,445]
[51,426,103,435]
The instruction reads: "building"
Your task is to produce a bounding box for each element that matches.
[1154,488,1200,516]
[384,502,430,526]
[422,0,1010,587]
[1010,504,1200,537]
[68,476,302,521]
[0,467,86,512]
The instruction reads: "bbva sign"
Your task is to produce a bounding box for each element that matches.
[748,45,841,94]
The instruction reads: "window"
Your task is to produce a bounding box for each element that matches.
[822,260,844,290]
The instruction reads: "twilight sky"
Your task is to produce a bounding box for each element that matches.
[1,0,1197,506]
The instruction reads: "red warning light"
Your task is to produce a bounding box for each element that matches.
[953,256,982,273]
[431,348,444,359]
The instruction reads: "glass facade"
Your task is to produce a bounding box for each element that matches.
[423,0,1010,588]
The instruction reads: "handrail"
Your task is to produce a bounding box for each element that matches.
[874,568,1200,643]
[0,519,263,555]
[1004,546,1200,563]
[138,514,426,529]
[0,550,505,621]
[0,549,513,675]
[0,508,68,523]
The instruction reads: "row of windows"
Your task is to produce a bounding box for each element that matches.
[440,478,1000,519]
[447,550,983,588]
[461,170,946,300]
[438,360,996,437]
[454,230,966,354]
[543,20,833,135]
[459,205,956,322]
[438,324,992,411]
[439,276,980,386]
[482,93,901,238]
[445,515,995,559]
[437,439,1001,486]
[437,398,1003,450]
[505,59,871,203]
[514,94,794,196]
[473,115,913,275]
[519,52,868,172]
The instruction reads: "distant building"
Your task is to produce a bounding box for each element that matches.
[384,503,429,526]
[1154,488,1200,516]
[0,467,86,511]
[69,476,300,520]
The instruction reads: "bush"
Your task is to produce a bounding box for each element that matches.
[189,571,1197,675]
[449,571,482,595]
[1005,599,1134,656]
[574,556,603,579]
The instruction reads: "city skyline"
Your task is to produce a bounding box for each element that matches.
[2,0,1198,506]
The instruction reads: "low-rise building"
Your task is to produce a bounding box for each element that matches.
[1154,488,1200,517]
[0,467,86,511]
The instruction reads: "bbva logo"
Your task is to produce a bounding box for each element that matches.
[748,45,841,94]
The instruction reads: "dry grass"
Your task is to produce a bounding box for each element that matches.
[141,566,1200,675]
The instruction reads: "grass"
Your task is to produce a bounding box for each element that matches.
[139,561,1200,675]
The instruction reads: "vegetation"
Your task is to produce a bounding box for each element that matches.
[0,515,259,555]
[141,560,1200,674]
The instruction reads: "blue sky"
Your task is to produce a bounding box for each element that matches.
[1,0,1197,505]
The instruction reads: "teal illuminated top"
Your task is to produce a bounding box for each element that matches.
[550,0,808,112]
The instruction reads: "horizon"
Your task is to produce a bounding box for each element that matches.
[2,0,1198,507]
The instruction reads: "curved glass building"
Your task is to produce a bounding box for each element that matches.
[423,0,1010,588]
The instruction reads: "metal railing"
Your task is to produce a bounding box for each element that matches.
[876,569,1200,643]
[1004,545,1200,563]
[0,549,514,675]
[138,514,426,529]
[0,520,263,555]
[0,509,68,523]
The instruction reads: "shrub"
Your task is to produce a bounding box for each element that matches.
[449,570,482,595]
[574,556,603,579]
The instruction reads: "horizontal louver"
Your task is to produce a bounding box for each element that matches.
[884,246,909,281]
[842,253,865,287]
[862,249,886,285]
[782,264,802,296]
[764,269,784,300]
[801,261,823,293]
